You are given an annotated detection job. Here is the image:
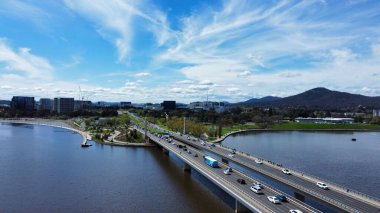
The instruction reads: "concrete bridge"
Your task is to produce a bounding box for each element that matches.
[144,130,319,213]
[172,133,380,213]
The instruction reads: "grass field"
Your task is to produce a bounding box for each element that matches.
[270,122,380,130]
[221,123,260,135]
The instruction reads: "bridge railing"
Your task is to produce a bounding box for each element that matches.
[217,142,380,206]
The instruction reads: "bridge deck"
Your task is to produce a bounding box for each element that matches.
[173,134,380,213]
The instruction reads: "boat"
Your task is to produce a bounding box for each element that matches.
[81,143,92,147]
[351,138,357,141]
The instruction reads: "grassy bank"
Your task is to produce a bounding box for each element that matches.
[221,123,260,135]
[270,122,380,130]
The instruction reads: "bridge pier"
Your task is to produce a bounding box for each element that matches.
[235,199,250,213]
[162,148,169,155]
[222,157,229,165]
[183,163,191,172]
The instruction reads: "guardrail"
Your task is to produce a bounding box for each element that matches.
[216,142,380,207]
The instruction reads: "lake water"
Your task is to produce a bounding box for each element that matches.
[222,130,380,199]
[0,123,232,212]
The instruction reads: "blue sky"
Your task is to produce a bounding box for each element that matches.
[0,0,380,103]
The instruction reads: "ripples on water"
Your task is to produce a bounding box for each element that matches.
[222,130,380,198]
[0,123,233,212]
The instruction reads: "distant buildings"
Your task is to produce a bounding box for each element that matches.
[295,117,354,124]
[188,101,228,113]
[10,96,35,111]
[161,101,176,110]
[373,109,380,117]
[74,100,92,111]
[54,98,74,114]
[120,102,132,108]
[39,98,52,111]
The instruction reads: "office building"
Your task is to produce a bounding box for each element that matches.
[161,101,176,110]
[54,98,74,114]
[39,98,52,111]
[10,96,35,111]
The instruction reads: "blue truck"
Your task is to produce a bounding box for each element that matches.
[203,156,218,168]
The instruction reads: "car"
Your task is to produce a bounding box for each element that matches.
[250,185,262,194]
[228,153,235,158]
[282,169,291,175]
[183,148,187,151]
[289,210,303,213]
[267,196,280,204]
[201,142,205,146]
[223,169,231,175]
[187,150,191,154]
[237,179,246,184]
[232,149,236,154]
[172,142,176,145]
[194,153,198,157]
[226,167,233,172]
[254,182,263,189]
[255,159,263,164]
[275,195,287,202]
[210,143,216,147]
[317,182,329,189]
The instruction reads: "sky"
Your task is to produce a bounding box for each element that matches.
[0,0,380,103]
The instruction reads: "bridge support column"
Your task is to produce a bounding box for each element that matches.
[235,200,250,213]
[183,163,191,172]
[222,157,229,165]
[162,148,169,155]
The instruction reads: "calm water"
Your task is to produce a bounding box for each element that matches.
[222,131,380,198]
[0,123,232,212]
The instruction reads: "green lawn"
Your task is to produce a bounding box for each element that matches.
[270,122,380,130]
[221,124,260,135]
[129,116,166,134]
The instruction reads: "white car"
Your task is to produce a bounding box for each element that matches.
[282,169,291,175]
[255,159,263,164]
[267,196,280,204]
[317,182,329,189]
[228,153,235,158]
[253,182,263,189]
[250,185,262,194]
[201,142,205,146]
[289,210,303,213]
[223,169,231,175]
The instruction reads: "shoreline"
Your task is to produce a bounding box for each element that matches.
[212,128,380,143]
[0,118,152,147]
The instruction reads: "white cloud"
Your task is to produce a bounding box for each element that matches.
[135,72,150,77]
[237,70,251,77]
[0,39,53,79]
[64,0,172,62]
[177,80,194,84]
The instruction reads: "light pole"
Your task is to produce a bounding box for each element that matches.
[183,117,186,135]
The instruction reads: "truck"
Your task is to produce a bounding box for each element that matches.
[203,156,218,168]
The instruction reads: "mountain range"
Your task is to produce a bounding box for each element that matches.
[241,87,380,109]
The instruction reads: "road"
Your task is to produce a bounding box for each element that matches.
[143,128,319,213]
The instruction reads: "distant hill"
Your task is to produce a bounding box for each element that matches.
[242,96,282,105]
[241,87,380,109]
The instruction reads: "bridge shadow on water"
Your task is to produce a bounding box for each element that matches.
[149,146,235,212]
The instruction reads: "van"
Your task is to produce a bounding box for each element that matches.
[250,185,262,194]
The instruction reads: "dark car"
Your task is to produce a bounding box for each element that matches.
[183,148,187,151]
[237,179,246,184]
[211,143,216,147]
[275,195,287,202]
[194,153,198,157]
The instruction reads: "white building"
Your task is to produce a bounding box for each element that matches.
[373,109,380,117]
[295,117,354,124]
[188,101,228,113]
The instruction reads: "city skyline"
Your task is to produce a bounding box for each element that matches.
[1,0,380,102]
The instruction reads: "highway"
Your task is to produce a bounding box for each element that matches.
[172,133,380,213]
[146,131,319,213]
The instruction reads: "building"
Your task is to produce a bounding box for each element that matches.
[39,98,52,111]
[120,102,132,108]
[188,101,228,113]
[143,103,162,110]
[161,101,176,110]
[54,98,74,114]
[10,96,35,111]
[373,109,380,117]
[295,117,354,124]
[74,100,92,111]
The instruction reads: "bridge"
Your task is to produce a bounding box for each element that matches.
[128,112,380,213]
[172,133,380,213]
[142,129,319,213]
